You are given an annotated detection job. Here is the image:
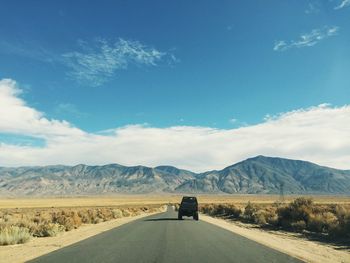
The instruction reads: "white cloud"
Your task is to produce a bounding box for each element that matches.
[334,0,350,10]
[63,38,175,87]
[1,79,350,172]
[274,26,339,51]
[0,79,84,139]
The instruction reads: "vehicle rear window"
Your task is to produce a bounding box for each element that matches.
[182,197,197,203]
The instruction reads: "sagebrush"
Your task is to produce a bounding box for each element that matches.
[0,205,163,246]
[200,197,350,239]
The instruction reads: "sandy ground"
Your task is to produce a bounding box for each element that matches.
[1,195,349,208]
[0,210,164,263]
[200,214,350,263]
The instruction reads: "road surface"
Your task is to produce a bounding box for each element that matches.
[29,207,302,263]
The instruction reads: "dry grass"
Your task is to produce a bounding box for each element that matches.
[1,194,349,209]
[0,226,31,245]
[0,204,164,246]
[199,198,350,240]
[0,195,179,209]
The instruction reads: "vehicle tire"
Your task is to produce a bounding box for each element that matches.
[194,212,199,221]
[178,213,183,220]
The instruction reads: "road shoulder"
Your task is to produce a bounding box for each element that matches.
[200,214,350,263]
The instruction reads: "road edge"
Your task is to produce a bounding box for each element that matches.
[200,214,350,263]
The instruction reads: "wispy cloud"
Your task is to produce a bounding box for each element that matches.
[305,2,320,14]
[1,78,350,172]
[62,38,176,87]
[54,103,86,118]
[274,26,339,51]
[0,40,58,63]
[334,0,350,10]
[229,118,237,124]
[0,38,176,87]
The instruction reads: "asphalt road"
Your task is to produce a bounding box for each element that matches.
[29,207,303,263]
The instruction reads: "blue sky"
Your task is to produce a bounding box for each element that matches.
[0,1,349,171]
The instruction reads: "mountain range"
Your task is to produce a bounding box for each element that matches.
[1,156,350,196]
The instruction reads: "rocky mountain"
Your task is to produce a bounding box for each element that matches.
[0,164,196,196]
[0,156,350,196]
[175,156,350,194]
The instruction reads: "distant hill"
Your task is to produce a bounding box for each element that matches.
[175,156,350,194]
[1,156,350,196]
[0,164,196,196]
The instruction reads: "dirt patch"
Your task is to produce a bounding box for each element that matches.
[200,214,350,263]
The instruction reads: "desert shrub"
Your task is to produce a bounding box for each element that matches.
[272,201,284,207]
[82,209,102,224]
[329,205,350,238]
[291,220,307,232]
[199,204,213,215]
[78,210,91,224]
[54,216,75,231]
[0,204,164,245]
[18,220,45,236]
[213,204,226,215]
[32,223,65,237]
[243,202,259,222]
[199,204,241,218]
[132,209,141,216]
[112,209,123,219]
[243,203,277,226]
[2,214,12,223]
[202,204,221,216]
[254,210,267,225]
[130,207,142,216]
[224,205,242,218]
[276,198,348,235]
[52,210,82,231]
[93,217,104,224]
[307,212,338,233]
[312,205,330,214]
[198,199,349,239]
[140,207,148,212]
[264,207,279,225]
[289,197,313,222]
[255,209,276,225]
[0,226,31,245]
[71,211,82,227]
[98,208,115,221]
[277,197,313,231]
[87,209,98,224]
[122,210,131,217]
[45,223,65,237]
[10,217,30,228]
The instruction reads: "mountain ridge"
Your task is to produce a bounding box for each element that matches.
[1,156,350,196]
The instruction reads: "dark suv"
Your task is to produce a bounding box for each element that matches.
[178,196,199,220]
